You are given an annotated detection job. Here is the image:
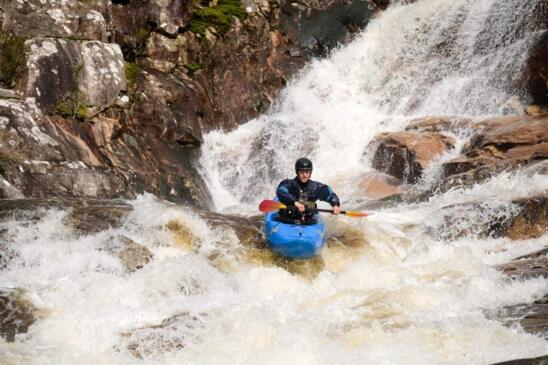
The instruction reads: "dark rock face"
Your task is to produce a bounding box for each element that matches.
[280,0,375,58]
[491,355,548,365]
[523,29,548,107]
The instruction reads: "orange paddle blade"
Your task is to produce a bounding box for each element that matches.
[259,199,286,213]
[344,211,370,218]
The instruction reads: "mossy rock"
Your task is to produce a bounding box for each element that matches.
[56,98,88,120]
[190,0,247,36]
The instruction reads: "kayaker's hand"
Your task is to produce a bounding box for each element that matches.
[333,206,341,215]
[295,202,305,212]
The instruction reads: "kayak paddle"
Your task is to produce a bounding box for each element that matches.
[258,199,371,218]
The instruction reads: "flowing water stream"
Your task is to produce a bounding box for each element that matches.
[1,0,548,363]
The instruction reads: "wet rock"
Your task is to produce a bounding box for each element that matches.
[116,236,153,273]
[405,115,472,133]
[437,115,548,191]
[369,131,455,183]
[492,293,548,340]
[280,0,375,58]
[523,30,548,107]
[491,355,548,365]
[497,256,548,279]
[201,212,263,248]
[17,38,125,115]
[501,196,548,240]
[120,311,204,359]
[0,288,38,342]
[354,172,405,200]
[65,201,133,234]
[423,195,547,241]
[166,219,202,250]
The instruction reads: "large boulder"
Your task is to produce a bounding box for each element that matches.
[423,194,548,241]
[369,131,455,183]
[16,38,126,116]
[438,115,548,191]
[1,0,110,41]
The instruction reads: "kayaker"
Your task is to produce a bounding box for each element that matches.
[276,157,341,224]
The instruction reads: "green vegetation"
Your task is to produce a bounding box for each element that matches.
[134,28,149,45]
[56,95,88,120]
[190,0,247,36]
[0,33,27,88]
[124,61,142,91]
[185,62,202,75]
[56,61,88,120]
[0,152,12,176]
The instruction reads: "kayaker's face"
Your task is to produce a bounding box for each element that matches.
[297,170,311,183]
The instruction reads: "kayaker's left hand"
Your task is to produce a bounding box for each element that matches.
[333,206,341,215]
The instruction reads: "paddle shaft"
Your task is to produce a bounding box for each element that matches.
[315,208,346,215]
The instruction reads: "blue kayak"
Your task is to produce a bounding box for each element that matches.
[264,210,326,260]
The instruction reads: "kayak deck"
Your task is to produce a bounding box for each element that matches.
[264,211,325,259]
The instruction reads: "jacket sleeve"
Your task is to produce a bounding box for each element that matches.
[276,179,297,206]
[317,184,340,207]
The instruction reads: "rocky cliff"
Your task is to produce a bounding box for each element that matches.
[0,0,381,207]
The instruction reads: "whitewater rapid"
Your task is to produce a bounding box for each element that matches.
[2,0,548,364]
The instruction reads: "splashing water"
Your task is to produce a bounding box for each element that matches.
[2,0,548,364]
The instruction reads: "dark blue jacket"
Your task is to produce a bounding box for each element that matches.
[276,178,340,207]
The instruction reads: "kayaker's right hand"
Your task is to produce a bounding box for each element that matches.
[294,202,305,212]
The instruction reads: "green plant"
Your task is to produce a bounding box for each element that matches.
[124,61,142,91]
[134,28,149,45]
[0,152,12,176]
[56,95,88,120]
[56,61,88,120]
[0,33,27,88]
[185,62,202,75]
[190,0,247,36]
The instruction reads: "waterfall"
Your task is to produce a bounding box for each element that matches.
[199,0,546,211]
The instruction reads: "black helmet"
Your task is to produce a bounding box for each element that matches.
[295,157,313,173]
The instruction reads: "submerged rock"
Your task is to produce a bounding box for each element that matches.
[115,235,153,273]
[120,311,205,359]
[423,194,548,241]
[0,288,38,342]
[64,200,133,234]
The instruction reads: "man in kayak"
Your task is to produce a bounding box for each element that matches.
[276,157,341,224]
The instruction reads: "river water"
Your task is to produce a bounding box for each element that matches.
[2,0,548,364]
